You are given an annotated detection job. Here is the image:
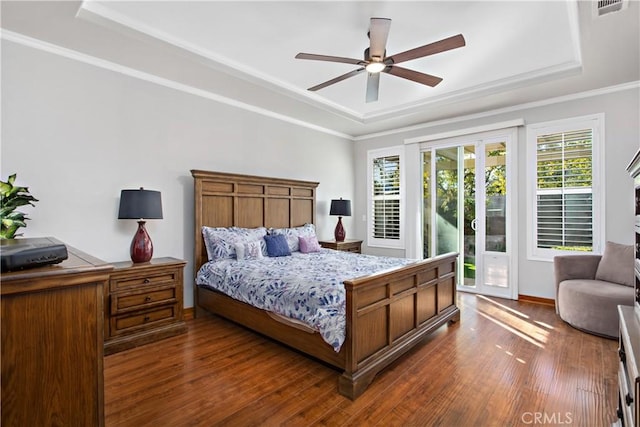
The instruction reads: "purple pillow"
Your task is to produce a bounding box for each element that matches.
[299,235,321,253]
[264,234,291,257]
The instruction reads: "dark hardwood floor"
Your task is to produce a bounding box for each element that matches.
[104,292,619,426]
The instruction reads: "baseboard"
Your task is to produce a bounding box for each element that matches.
[519,294,555,307]
[184,307,195,320]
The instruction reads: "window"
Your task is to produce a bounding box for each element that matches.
[527,114,604,260]
[367,147,404,248]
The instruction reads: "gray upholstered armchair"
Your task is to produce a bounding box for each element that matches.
[554,242,635,338]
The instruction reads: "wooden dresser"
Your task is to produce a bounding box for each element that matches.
[104,257,187,355]
[1,237,112,427]
[618,149,640,427]
[618,306,639,427]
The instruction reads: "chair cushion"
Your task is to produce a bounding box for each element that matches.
[595,241,634,287]
[557,279,634,338]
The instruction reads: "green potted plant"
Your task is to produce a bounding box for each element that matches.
[0,174,38,239]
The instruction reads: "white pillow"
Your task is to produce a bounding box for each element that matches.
[202,226,267,261]
[235,240,264,260]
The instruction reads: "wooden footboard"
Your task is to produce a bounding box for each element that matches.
[339,252,459,399]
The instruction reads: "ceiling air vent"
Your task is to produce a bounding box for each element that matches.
[594,0,628,17]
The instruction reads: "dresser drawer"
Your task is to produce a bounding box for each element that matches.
[111,305,177,336]
[110,269,178,292]
[110,286,178,315]
[619,362,635,426]
[105,258,186,354]
[617,306,639,427]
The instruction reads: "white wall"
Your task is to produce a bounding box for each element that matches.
[354,85,640,299]
[1,40,355,308]
[3,36,638,304]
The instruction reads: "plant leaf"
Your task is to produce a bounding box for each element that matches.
[2,195,38,209]
[0,174,36,239]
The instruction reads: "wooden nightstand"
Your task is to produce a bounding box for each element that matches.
[319,239,363,253]
[104,257,187,355]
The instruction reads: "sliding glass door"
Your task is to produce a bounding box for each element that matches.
[422,133,516,299]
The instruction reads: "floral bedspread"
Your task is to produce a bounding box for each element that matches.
[195,249,414,352]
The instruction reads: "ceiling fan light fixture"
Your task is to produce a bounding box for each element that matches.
[365,62,386,73]
[295,17,465,100]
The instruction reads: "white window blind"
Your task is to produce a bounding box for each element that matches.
[527,114,603,261]
[536,129,593,250]
[367,146,404,249]
[372,155,401,240]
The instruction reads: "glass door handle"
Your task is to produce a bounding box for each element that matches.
[471,218,478,231]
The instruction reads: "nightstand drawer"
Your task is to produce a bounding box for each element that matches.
[319,239,362,253]
[110,270,178,292]
[111,286,178,315]
[111,305,177,336]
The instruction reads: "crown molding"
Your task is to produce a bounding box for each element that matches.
[361,60,582,124]
[1,29,353,140]
[76,1,364,123]
[354,80,640,141]
[3,28,637,143]
[76,0,587,129]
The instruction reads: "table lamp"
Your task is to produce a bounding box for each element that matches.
[118,188,163,263]
[330,198,351,242]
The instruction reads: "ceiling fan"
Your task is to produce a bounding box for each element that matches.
[295,18,465,103]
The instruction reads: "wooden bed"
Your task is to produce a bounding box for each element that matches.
[191,169,460,399]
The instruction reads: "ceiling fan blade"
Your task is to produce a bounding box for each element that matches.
[386,34,465,65]
[368,18,391,60]
[295,53,364,66]
[385,65,443,87]
[308,67,366,91]
[366,72,380,103]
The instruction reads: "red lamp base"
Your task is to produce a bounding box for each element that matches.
[130,221,153,263]
[334,217,346,242]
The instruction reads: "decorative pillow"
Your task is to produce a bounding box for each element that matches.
[270,223,317,252]
[264,234,291,257]
[299,235,321,253]
[595,241,634,287]
[202,226,232,261]
[235,240,264,260]
[202,226,267,261]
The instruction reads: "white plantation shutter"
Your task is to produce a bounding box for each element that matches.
[527,114,603,261]
[536,129,593,249]
[373,155,401,240]
[368,147,404,249]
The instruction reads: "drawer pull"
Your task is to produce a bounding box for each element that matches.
[144,296,152,302]
[143,278,150,284]
[625,393,633,406]
[143,315,151,322]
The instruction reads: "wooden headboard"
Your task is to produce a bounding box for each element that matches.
[191,170,319,272]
